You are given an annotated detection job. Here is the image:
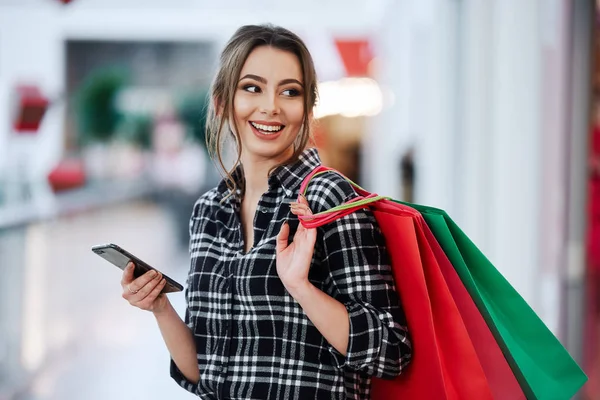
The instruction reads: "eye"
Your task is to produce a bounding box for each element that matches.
[282,88,301,97]
[243,85,261,93]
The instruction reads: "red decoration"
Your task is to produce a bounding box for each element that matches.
[47,159,86,192]
[334,39,374,77]
[12,85,49,134]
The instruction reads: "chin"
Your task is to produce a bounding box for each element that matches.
[249,147,289,160]
[245,141,295,161]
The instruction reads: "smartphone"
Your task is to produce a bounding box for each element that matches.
[91,243,183,293]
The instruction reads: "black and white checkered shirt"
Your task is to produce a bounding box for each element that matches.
[171,148,411,399]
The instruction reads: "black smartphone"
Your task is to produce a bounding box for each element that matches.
[91,243,183,293]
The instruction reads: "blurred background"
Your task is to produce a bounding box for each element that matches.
[0,0,599,399]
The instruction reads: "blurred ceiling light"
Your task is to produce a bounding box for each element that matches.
[314,78,385,119]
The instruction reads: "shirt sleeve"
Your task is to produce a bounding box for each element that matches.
[169,199,205,394]
[305,172,412,379]
[169,309,201,394]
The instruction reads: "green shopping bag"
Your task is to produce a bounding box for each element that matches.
[405,202,588,400]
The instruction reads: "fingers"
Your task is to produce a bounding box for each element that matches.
[122,269,159,301]
[129,269,157,292]
[276,221,289,254]
[291,195,313,233]
[134,278,167,310]
[131,271,162,300]
[298,193,309,206]
[121,262,135,285]
[290,194,313,217]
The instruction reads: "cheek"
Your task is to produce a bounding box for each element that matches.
[233,95,254,121]
[286,102,305,125]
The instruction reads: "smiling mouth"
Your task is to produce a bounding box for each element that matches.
[250,121,285,135]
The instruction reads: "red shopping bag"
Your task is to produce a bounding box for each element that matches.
[419,214,526,399]
[300,167,494,400]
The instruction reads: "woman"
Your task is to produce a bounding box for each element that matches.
[120,24,411,399]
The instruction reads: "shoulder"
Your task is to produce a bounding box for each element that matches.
[191,187,221,219]
[303,171,358,214]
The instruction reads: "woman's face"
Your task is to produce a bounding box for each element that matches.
[232,45,306,165]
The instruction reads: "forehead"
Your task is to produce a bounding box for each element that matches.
[240,46,303,82]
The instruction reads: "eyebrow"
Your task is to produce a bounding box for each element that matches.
[239,74,303,87]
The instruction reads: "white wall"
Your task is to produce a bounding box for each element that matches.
[453,1,495,280]
[536,0,571,336]
[364,0,414,200]
[487,0,543,311]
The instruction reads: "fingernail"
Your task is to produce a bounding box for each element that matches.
[149,270,156,276]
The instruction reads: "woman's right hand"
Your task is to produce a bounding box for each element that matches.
[121,262,169,314]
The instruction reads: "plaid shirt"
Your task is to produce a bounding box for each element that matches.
[171,148,411,399]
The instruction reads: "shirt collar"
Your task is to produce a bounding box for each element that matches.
[269,147,322,197]
[216,147,322,201]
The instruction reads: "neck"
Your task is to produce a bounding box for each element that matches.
[241,159,271,199]
[240,148,293,199]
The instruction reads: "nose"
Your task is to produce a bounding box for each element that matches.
[260,92,280,116]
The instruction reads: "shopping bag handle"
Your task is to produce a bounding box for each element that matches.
[297,166,389,228]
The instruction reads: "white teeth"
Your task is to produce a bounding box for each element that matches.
[250,122,284,133]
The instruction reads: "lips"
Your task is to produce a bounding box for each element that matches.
[249,121,285,140]
[250,121,284,134]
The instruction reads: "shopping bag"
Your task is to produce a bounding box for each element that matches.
[403,203,588,400]
[419,215,526,399]
[299,167,494,400]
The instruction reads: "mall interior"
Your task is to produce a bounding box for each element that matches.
[0,0,599,399]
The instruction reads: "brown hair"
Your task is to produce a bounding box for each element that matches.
[206,24,318,196]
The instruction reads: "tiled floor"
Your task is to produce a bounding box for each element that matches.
[12,201,198,400]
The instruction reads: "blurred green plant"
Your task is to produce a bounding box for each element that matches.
[177,89,209,150]
[116,114,153,150]
[75,66,129,145]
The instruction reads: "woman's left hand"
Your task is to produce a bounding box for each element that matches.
[276,194,317,293]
